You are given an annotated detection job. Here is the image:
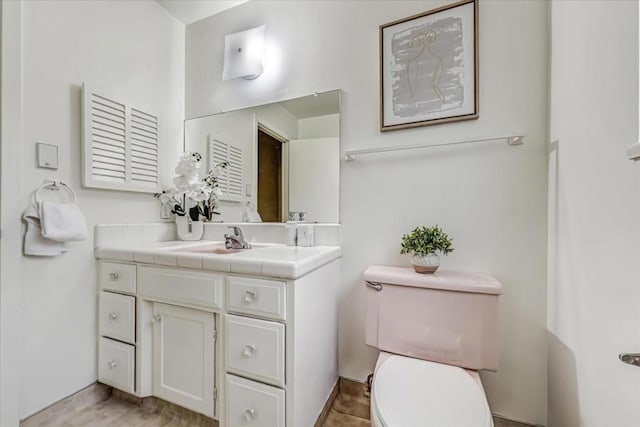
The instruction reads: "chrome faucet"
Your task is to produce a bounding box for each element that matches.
[224,226,251,249]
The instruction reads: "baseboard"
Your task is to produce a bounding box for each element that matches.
[492,413,546,427]
[314,379,339,427]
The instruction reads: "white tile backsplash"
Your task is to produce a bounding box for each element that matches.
[94,225,124,248]
[95,222,176,248]
[123,225,143,245]
[142,223,176,243]
[201,223,287,244]
[202,223,341,246]
[95,222,340,248]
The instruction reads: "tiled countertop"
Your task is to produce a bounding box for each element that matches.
[95,241,341,279]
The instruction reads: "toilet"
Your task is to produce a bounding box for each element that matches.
[364,265,503,427]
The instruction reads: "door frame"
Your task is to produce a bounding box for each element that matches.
[257,122,289,222]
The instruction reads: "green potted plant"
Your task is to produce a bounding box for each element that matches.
[400,225,454,274]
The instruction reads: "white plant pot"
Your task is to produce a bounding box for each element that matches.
[176,216,203,241]
[412,253,440,274]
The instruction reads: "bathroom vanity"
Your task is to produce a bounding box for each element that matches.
[95,240,340,427]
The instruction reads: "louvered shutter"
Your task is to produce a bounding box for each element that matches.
[208,135,244,201]
[130,108,159,186]
[82,83,160,193]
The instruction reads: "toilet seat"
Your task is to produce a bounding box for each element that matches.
[371,354,493,427]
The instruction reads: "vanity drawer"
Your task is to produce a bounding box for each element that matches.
[98,337,135,394]
[99,262,136,294]
[227,276,286,321]
[226,314,285,387]
[138,266,223,309]
[99,292,135,344]
[226,374,285,427]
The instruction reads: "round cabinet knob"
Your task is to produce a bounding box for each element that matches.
[108,273,119,281]
[243,290,257,303]
[108,361,117,369]
[243,344,257,357]
[151,314,162,322]
[244,408,257,421]
[108,312,118,320]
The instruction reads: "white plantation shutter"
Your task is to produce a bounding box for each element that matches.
[82,83,160,193]
[89,93,127,184]
[208,135,244,201]
[130,108,159,186]
[227,145,243,196]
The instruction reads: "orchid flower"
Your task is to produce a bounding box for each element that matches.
[154,153,229,221]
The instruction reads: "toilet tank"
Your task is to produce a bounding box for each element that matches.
[364,265,502,371]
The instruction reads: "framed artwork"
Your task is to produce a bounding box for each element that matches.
[380,0,478,131]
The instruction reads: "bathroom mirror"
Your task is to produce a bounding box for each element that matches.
[184,90,341,223]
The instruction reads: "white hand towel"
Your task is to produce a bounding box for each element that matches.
[39,201,87,242]
[22,201,67,256]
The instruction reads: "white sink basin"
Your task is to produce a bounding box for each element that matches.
[165,242,269,255]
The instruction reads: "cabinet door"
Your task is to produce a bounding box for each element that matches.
[152,302,215,417]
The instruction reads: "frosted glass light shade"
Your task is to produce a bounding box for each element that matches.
[222,25,265,80]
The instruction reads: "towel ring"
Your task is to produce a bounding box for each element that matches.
[34,180,76,204]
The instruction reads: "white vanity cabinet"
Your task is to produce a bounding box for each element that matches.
[138,266,221,418]
[224,261,341,427]
[152,302,215,417]
[97,262,138,394]
[223,276,288,426]
[96,250,340,427]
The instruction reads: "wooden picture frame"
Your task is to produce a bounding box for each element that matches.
[380,0,478,132]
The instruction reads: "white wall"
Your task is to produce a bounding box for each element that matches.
[254,103,299,141]
[16,1,184,419]
[186,1,549,424]
[298,113,339,139]
[289,137,340,222]
[1,2,26,425]
[548,1,640,426]
[294,115,341,222]
[185,108,256,222]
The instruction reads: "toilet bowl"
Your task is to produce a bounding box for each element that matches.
[370,352,493,427]
[363,266,502,427]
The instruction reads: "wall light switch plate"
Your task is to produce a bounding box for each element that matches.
[160,202,173,219]
[296,224,315,247]
[36,143,58,169]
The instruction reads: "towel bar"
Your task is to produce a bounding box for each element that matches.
[34,180,76,204]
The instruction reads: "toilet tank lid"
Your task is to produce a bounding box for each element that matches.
[364,265,503,295]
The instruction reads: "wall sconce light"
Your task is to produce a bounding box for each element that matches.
[222,25,266,80]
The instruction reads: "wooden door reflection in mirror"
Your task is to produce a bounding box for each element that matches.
[257,128,285,222]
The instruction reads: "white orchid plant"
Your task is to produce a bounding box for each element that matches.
[154,152,228,221]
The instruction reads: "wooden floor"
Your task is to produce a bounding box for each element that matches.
[323,379,372,426]
[20,380,537,427]
[20,387,217,427]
